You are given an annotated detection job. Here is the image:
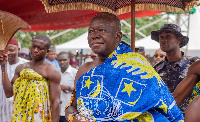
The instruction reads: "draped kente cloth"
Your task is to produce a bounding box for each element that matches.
[11,69,51,122]
[76,43,184,122]
[190,81,200,102]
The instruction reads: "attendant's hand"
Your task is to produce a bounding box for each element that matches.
[65,106,90,122]
[73,114,90,122]
[0,50,7,66]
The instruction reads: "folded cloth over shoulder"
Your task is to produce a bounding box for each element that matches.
[76,43,184,122]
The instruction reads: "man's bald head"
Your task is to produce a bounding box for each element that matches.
[90,12,121,32]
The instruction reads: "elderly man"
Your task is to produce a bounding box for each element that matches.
[0,38,28,122]
[152,24,196,114]
[1,35,61,121]
[64,12,183,122]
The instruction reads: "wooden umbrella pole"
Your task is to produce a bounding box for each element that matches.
[131,0,135,51]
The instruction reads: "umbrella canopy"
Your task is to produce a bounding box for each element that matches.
[41,0,199,14]
[0,0,162,31]
[40,0,200,50]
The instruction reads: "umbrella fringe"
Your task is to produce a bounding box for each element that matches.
[40,0,114,14]
[40,0,200,15]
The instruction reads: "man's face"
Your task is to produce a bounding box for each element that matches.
[47,52,56,61]
[57,54,69,71]
[159,32,180,53]
[30,39,48,61]
[5,44,19,63]
[88,19,120,57]
[153,49,166,63]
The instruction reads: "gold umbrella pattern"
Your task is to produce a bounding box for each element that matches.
[0,10,31,50]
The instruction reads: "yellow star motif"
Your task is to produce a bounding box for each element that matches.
[159,100,168,113]
[84,77,94,89]
[122,82,136,97]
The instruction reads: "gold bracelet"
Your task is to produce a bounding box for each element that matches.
[68,114,74,122]
[65,105,70,111]
[68,112,79,122]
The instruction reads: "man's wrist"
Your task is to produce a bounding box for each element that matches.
[1,63,6,70]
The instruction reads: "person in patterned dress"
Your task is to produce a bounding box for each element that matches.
[1,34,61,122]
[64,12,184,122]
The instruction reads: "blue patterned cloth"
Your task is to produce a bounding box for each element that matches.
[76,43,183,122]
[46,58,61,70]
[154,54,196,113]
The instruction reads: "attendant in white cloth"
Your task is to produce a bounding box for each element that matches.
[0,38,28,122]
[57,51,77,122]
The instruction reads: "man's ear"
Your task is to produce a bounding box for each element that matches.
[116,31,122,43]
[178,36,182,44]
[47,49,50,53]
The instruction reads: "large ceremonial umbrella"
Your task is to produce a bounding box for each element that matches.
[0,10,30,50]
[0,0,162,31]
[40,0,200,50]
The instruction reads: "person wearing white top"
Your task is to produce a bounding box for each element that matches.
[0,38,29,122]
[57,51,77,122]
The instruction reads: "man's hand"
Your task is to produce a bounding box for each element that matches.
[0,50,8,66]
[73,114,90,122]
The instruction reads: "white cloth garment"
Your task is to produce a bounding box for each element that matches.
[0,58,28,122]
[60,65,77,116]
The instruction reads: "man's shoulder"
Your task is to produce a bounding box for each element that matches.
[153,60,165,69]
[184,56,198,64]
[76,62,94,79]
[15,62,29,74]
[65,65,78,74]
[69,65,78,72]
[45,62,61,80]
[46,61,59,71]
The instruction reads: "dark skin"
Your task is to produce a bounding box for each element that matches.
[0,44,20,89]
[185,95,200,122]
[159,32,182,62]
[5,44,20,65]
[173,60,200,106]
[57,54,74,92]
[0,44,20,66]
[1,39,61,122]
[47,51,57,61]
[65,15,122,122]
[173,61,200,121]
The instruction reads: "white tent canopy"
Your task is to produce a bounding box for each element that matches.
[56,7,200,57]
[55,32,92,55]
[136,6,200,57]
[135,35,160,56]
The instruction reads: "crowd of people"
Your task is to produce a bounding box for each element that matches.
[0,12,200,122]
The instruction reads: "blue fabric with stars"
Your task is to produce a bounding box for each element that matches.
[76,43,183,122]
